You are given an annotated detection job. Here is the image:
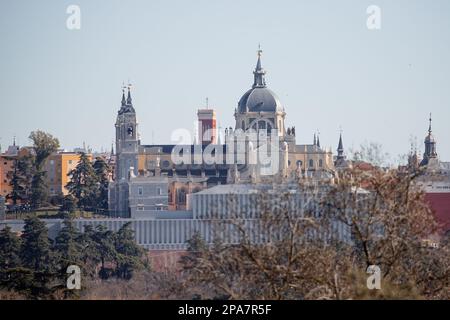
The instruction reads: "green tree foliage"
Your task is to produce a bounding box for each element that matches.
[0,226,22,286]
[8,154,34,205]
[0,217,150,298]
[114,222,145,279]
[21,216,52,271]
[20,216,57,297]
[54,216,82,269]
[66,153,98,210]
[28,131,60,170]
[28,131,60,209]
[30,171,48,209]
[92,225,117,279]
[180,231,206,271]
[93,157,110,210]
[78,225,101,278]
[59,195,77,214]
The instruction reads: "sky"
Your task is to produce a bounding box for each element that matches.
[1,0,449,163]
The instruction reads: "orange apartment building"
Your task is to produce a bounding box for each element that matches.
[45,152,92,197]
[0,146,32,200]
[1,148,92,203]
[0,157,14,199]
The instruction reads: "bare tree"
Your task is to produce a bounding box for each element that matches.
[181,166,449,300]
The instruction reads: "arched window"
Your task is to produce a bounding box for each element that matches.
[241,120,245,129]
[296,160,303,167]
[319,159,323,167]
[309,159,314,168]
[248,119,274,134]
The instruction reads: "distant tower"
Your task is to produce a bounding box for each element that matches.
[420,114,438,167]
[407,143,419,171]
[334,131,348,169]
[115,85,139,180]
[197,99,217,145]
[316,132,321,148]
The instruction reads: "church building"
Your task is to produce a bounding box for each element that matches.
[109,49,336,217]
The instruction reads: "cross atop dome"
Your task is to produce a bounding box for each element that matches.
[428,112,432,134]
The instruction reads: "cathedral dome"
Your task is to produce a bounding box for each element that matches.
[238,87,283,113]
[237,47,284,114]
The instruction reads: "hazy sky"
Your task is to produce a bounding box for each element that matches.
[1,0,449,162]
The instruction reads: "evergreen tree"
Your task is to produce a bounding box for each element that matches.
[77,225,101,278]
[180,231,207,270]
[8,154,34,205]
[93,157,110,210]
[114,222,144,279]
[53,215,83,296]
[0,226,22,286]
[20,216,57,297]
[66,153,97,210]
[92,225,117,279]
[9,158,24,205]
[54,215,82,268]
[21,216,52,272]
[30,171,48,209]
[60,195,77,214]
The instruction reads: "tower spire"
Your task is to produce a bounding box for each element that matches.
[126,83,133,105]
[316,131,321,148]
[421,113,438,166]
[337,132,344,158]
[253,45,266,88]
[121,85,126,107]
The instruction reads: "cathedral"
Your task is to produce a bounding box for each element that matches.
[109,49,337,217]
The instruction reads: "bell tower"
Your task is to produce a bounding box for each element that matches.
[115,85,139,181]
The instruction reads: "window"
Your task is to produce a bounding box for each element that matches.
[68,160,73,165]
[138,187,143,196]
[296,160,303,167]
[137,205,144,211]
[177,188,187,204]
[309,159,314,168]
[157,187,162,195]
[319,159,323,167]
[50,160,55,166]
